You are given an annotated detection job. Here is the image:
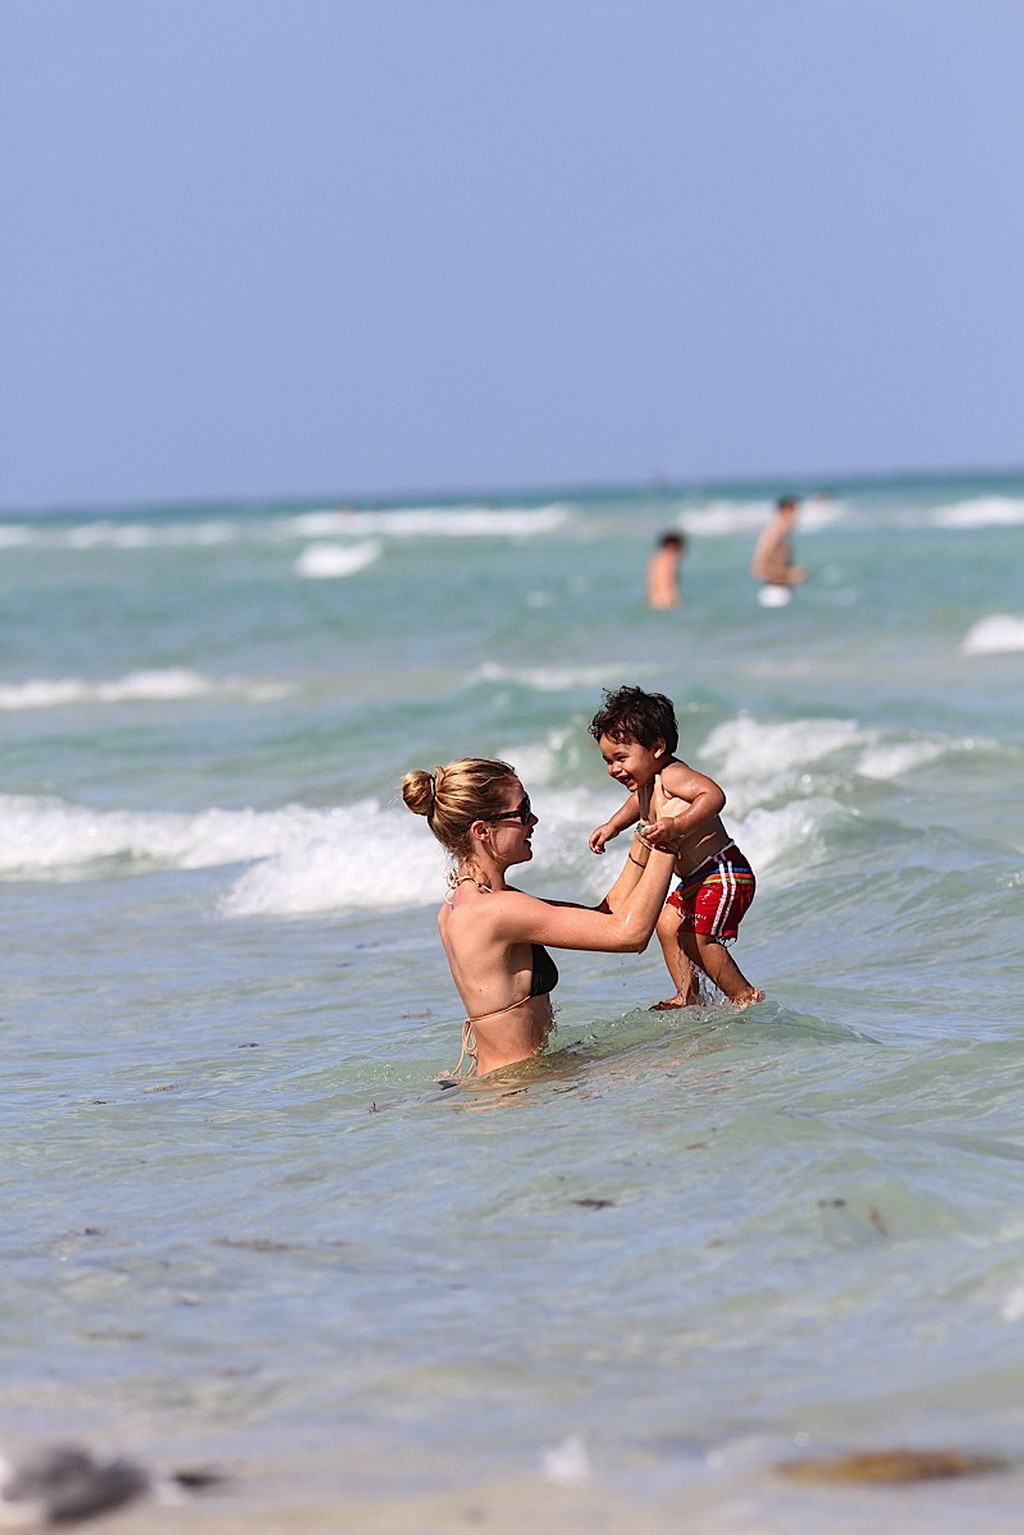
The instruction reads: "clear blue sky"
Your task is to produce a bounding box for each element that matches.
[1,0,1022,509]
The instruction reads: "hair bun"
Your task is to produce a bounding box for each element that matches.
[401,768,438,818]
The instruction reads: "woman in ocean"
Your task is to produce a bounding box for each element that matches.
[402,758,681,1077]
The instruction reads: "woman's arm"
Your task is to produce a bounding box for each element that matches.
[496,787,687,954]
[495,833,676,953]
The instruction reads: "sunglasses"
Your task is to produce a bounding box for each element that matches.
[477,793,532,827]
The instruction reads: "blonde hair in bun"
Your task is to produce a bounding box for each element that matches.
[402,758,516,861]
[401,768,437,819]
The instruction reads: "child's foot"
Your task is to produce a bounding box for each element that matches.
[730,986,765,1010]
[650,993,698,1010]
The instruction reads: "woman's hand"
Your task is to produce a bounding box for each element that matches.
[649,781,686,822]
[641,786,689,851]
[636,779,654,823]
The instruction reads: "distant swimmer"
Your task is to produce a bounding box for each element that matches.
[751,497,809,606]
[646,531,686,609]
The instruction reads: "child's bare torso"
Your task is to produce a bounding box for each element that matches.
[651,763,731,878]
[670,819,730,878]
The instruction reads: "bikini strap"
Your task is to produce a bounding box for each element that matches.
[448,1019,482,1080]
[443,993,534,1080]
[464,993,533,1028]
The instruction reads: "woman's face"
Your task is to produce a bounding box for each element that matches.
[483,776,539,867]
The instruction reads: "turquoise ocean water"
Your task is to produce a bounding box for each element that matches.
[3,473,1024,1528]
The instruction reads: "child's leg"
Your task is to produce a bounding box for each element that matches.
[682,931,763,1007]
[651,904,698,1008]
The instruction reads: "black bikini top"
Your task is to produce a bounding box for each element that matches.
[529,943,559,998]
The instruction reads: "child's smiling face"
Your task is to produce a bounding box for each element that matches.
[597,733,665,793]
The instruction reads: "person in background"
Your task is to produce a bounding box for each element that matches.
[646,531,686,609]
[750,497,808,604]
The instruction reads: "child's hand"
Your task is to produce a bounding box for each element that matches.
[588,822,618,854]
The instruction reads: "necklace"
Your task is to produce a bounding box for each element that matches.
[445,871,492,903]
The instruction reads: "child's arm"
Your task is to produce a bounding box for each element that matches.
[640,759,726,847]
[589,793,640,854]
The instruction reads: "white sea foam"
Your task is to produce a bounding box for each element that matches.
[679,500,778,537]
[697,714,950,813]
[0,503,568,554]
[930,496,1024,530]
[228,784,640,915]
[0,670,290,711]
[0,765,863,913]
[731,799,841,881]
[0,524,34,547]
[854,740,944,778]
[0,708,971,911]
[681,496,844,538]
[221,803,445,915]
[495,729,574,787]
[0,791,457,912]
[0,517,244,551]
[798,495,847,531]
[700,715,863,786]
[0,794,324,878]
[557,793,838,897]
[472,661,633,692]
[962,614,1024,656]
[295,539,382,578]
[577,795,845,896]
[64,519,238,548]
[280,504,571,541]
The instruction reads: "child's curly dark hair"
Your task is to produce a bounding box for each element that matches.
[588,686,678,755]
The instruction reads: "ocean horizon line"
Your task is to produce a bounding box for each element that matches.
[4,460,1024,521]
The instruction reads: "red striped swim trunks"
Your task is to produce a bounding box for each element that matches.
[666,841,756,941]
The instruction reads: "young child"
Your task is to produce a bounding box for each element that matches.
[588,685,763,1008]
